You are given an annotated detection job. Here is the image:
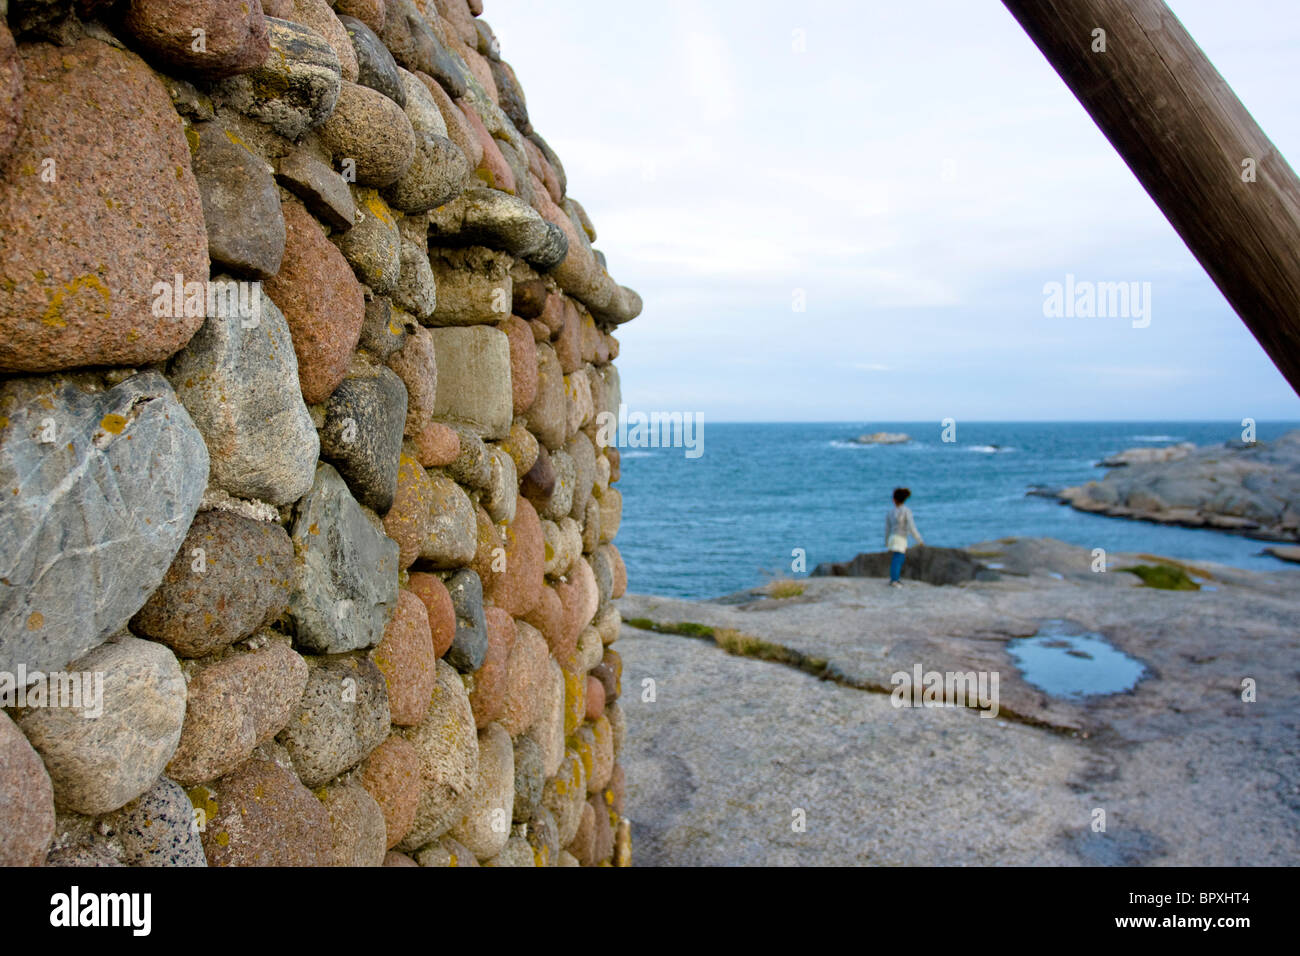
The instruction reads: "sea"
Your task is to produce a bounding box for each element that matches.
[614,421,1300,600]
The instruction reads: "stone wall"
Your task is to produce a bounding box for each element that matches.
[0,0,638,867]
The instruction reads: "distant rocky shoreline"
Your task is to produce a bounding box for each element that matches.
[1055,431,1300,542]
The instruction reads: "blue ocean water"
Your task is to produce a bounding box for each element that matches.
[614,421,1300,599]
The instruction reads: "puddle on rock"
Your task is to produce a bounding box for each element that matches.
[1006,620,1147,699]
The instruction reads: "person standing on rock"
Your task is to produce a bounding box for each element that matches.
[886,487,924,587]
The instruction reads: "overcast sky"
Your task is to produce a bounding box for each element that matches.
[488,0,1300,421]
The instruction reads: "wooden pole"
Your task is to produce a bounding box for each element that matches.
[1002,0,1300,396]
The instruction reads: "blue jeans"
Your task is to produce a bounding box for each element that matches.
[890,551,905,582]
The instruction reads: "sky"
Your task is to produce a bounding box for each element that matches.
[487,0,1300,421]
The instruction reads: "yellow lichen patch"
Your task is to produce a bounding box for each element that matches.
[364,193,394,227]
[26,611,44,631]
[215,831,230,846]
[184,125,200,154]
[99,413,127,435]
[309,523,320,535]
[42,273,111,329]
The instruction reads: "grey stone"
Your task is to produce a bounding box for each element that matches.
[484,446,517,524]
[318,80,416,189]
[276,149,357,232]
[444,568,488,673]
[392,237,438,319]
[318,363,408,514]
[512,734,544,823]
[527,804,559,867]
[428,187,567,270]
[104,775,207,867]
[289,462,400,653]
[338,14,405,105]
[276,653,391,787]
[489,58,528,132]
[429,325,513,440]
[444,424,491,489]
[333,186,402,294]
[395,658,478,850]
[522,342,566,450]
[359,296,411,361]
[211,17,342,141]
[421,473,476,568]
[378,0,467,98]
[189,121,285,279]
[168,281,318,506]
[540,447,575,521]
[384,129,468,214]
[18,636,187,816]
[427,245,513,326]
[0,372,208,675]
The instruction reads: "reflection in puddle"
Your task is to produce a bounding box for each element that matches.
[1007,620,1147,699]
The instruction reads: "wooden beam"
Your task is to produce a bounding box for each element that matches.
[1002,0,1300,396]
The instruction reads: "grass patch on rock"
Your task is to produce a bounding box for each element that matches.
[623,617,715,638]
[713,628,829,678]
[763,579,805,599]
[1121,564,1201,590]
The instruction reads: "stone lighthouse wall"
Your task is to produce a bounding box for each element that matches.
[0,0,638,867]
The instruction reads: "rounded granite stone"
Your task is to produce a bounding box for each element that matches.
[605,701,626,757]
[333,186,402,294]
[382,453,436,570]
[360,733,423,849]
[589,793,614,864]
[483,495,544,617]
[525,658,565,779]
[467,607,514,729]
[0,38,209,373]
[590,647,621,703]
[104,775,207,867]
[130,511,295,658]
[499,315,539,415]
[383,850,420,866]
[287,0,360,83]
[0,711,55,866]
[263,199,366,405]
[395,658,478,851]
[604,763,626,817]
[587,715,615,794]
[372,589,436,726]
[415,834,479,867]
[556,558,599,652]
[320,778,387,866]
[542,748,586,847]
[19,637,187,816]
[189,753,332,866]
[386,325,438,438]
[512,734,545,824]
[165,638,309,785]
[407,572,456,659]
[414,422,461,467]
[527,804,560,867]
[567,799,596,866]
[319,80,416,188]
[500,619,549,736]
[501,421,540,477]
[447,723,514,860]
[577,625,603,673]
[561,662,587,736]
[122,0,271,79]
[593,603,621,646]
[482,834,535,867]
[521,584,567,659]
[585,675,606,721]
[520,444,557,512]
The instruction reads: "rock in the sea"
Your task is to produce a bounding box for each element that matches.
[275,653,390,787]
[264,200,366,405]
[165,640,308,785]
[0,39,210,373]
[131,511,295,658]
[395,658,479,851]
[443,568,489,673]
[429,325,513,440]
[0,372,208,675]
[318,362,408,514]
[447,722,513,860]
[0,710,55,866]
[288,463,400,654]
[168,281,319,506]
[811,545,991,585]
[122,0,271,79]
[853,431,910,445]
[210,16,342,140]
[319,80,416,188]
[18,636,187,815]
[103,775,207,867]
[189,121,286,279]
[189,751,332,866]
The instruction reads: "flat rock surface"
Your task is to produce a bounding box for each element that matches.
[616,538,1300,866]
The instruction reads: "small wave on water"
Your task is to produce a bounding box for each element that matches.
[1128,434,1182,442]
[620,450,656,458]
[966,444,1014,454]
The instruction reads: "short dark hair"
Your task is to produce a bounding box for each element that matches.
[893,487,911,505]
